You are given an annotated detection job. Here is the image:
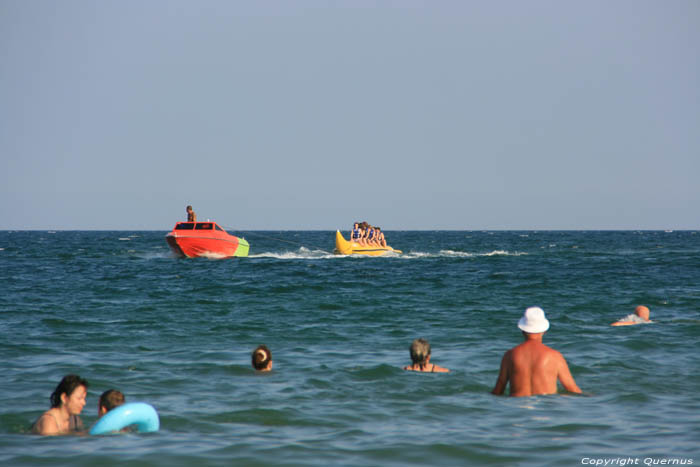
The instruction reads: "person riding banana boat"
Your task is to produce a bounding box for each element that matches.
[335,221,397,256]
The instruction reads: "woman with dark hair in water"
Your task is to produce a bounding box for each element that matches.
[251,345,272,372]
[33,374,89,435]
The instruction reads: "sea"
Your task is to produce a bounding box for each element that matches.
[1,230,698,467]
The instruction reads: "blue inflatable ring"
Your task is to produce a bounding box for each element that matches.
[90,402,160,435]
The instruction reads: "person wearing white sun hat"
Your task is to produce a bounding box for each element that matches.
[492,307,581,397]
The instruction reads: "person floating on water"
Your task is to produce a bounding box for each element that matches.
[403,338,450,373]
[611,305,652,326]
[252,345,272,372]
[33,374,88,435]
[492,307,581,397]
[186,205,197,222]
[98,389,125,418]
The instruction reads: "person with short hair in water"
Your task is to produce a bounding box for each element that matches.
[492,307,581,397]
[186,205,197,222]
[251,345,272,372]
[404,338,450,373]
[33,374,88,435]
[611,305,652,326]
[97,389,125,418]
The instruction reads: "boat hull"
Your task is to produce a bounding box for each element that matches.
[166,222,249,258]
[334,230,401,256]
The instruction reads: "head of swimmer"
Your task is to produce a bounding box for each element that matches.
[252,345,272,372]
[98,389,125,417]
[635,305,650,321]
[50,374,88,415]
[409,338,431,366]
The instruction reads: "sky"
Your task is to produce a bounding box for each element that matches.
[1,0,698,230]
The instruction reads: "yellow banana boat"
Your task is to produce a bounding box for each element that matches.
[334,230,402,256]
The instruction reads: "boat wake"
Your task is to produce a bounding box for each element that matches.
[199,251,230,260]
[400,250,528,258]
[444,249,527,257]
[250,247,337,260]
[247,248,527,260]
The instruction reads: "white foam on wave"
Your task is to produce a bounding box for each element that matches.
[200,251,229,260]
[485,250,527,256]
[118,237,131,241]
[398,250,528,258]
[250,247,337,260]
[243,249,529,260]
[442,249,527,257]
[439,250,476,258]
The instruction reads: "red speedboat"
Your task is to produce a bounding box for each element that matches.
[165,222,249,258]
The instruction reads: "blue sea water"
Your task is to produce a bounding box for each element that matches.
[1,230,698,466]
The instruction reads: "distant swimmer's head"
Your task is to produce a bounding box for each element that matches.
[409,338,431,365]
[252,345,272,371]
[98,389,125,417]
[635,305,651,321]
[518,307,550,334]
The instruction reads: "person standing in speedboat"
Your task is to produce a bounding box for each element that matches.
[186,205,197,222]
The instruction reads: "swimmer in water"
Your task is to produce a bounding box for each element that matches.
[98,389,125,418]
[94,389,131,433]
[252,345,272,372]
[611,305,652,326]
[403,338,450,373]
[492,307,581,397]
[32,374,88,435]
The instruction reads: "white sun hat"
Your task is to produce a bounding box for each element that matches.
[518,307,550,333]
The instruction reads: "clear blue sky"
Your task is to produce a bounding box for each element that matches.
[2,1,698,230]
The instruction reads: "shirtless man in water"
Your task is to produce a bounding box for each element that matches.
[492,307,581,397]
